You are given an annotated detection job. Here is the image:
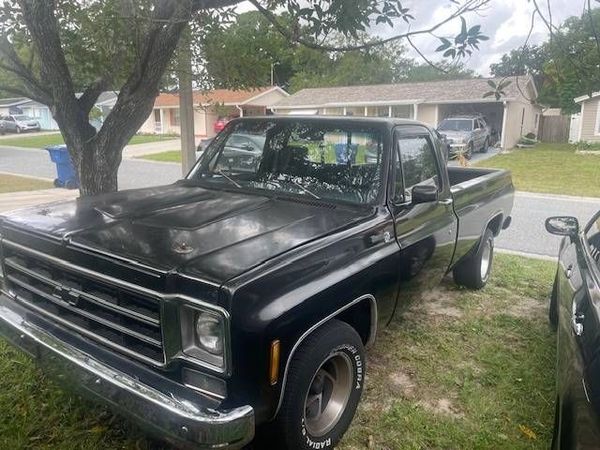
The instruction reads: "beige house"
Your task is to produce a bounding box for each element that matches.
[270,77,541,149]
[139,86,288,137]
[573,91,600,143]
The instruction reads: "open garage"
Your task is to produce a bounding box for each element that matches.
[271,76,542,149]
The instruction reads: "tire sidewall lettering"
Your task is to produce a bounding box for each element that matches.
[299,343,365,449]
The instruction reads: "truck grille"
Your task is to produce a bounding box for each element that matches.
[1,240,165,365]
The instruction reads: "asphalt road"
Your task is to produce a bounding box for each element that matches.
[1,145,597,258]
[0,146,182,189]
[496,192,600,258]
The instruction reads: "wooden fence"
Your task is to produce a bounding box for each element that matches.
[538,115,570,143]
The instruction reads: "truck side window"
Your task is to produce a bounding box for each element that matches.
[395,135,439,201]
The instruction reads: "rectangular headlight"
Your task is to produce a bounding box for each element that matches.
[180,304,229,373]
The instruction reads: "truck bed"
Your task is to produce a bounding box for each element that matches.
[447,166,514,267]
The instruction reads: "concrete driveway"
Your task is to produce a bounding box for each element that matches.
[1,144,598,258]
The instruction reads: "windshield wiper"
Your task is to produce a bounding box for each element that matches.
[215,169,242,188]
[290,179,320,199]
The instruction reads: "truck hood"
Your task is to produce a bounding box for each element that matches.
[1,183,372,283]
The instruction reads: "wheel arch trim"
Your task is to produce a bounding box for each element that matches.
[271,293,377,419]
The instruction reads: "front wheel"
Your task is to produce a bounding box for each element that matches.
[481,138,489,153]
[272,320,365,450]
[453,228,494,289]
[466,142,473,160]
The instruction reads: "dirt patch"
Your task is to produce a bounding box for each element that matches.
[503,296,546,319]
[388,370,416,397]
[418,398,464,419]
[419,287,463,319]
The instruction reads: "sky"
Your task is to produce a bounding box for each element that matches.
[237,0,584,76]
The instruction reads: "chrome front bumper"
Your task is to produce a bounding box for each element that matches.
[0,295,254,449]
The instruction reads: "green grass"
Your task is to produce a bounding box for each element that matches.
[138,150,182,163]
[474,143,600,197]
[340,254,556,449]
[0,255,556,449]
[0,133,178,149]
[0,174,53,193]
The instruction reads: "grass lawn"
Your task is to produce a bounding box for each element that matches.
[474,143,600,197]
[0,174,53,193]
[0,133,178,149]
[138,150,182,163]
[0,254,556,449]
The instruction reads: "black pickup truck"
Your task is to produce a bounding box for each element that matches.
[0,117,513,449]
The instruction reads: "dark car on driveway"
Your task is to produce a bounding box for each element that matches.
[547,212,600,449]
[0,116,514,449]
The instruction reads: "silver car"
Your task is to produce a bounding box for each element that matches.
[437,115,490,159]
[0,114,41,133]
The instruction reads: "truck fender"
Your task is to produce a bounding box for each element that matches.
[271,293,377,419]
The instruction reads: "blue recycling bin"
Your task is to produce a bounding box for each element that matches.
[46,145,79,189]
[334,143,358,164]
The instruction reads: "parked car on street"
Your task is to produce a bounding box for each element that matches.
[213,116,230,134]
[0,114,41,133]
[437,115,491,159]
[546,211,600,449]
[0,116,514,449]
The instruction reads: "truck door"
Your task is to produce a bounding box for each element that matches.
[388,125,458,304]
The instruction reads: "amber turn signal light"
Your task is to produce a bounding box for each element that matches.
[269,339,280,386]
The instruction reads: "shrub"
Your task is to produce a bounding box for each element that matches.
[574,141,600,151]
[524,132,536,139]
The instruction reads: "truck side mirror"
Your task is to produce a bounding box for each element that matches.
[411,184,438,205]
[545,216,579,237]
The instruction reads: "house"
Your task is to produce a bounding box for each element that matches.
[0,91,119,131]
[139,86,289,137]
[270,77,541,149]
[0,97,31,116]
[573,92,600,143]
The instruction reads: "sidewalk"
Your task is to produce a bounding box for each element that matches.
[0,188,79,213]
[122,139,181,158]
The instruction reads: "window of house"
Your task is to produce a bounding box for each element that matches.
[170,109,181,126]
[391,105,413,119]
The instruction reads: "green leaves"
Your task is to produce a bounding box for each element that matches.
[484,79,513,100]
[435,17,488,60]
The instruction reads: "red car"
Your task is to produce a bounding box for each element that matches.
[213,117,230,133]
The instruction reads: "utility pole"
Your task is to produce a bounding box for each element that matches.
[178,27,196,175]
[270,62,279,86]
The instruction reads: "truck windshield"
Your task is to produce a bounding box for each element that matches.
[438,119,473,132]
[189,120,385,204]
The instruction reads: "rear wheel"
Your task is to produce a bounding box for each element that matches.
[453,228,494,289]
[271,320,365,450]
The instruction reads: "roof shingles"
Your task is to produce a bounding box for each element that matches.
[154,87,273,108]
[274,78,534,109]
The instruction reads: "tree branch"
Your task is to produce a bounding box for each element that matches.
[406,35,448,74]
[17,0,76,101]
[0,35,52,104]
[249,0,491,52]
[78,77,110,115]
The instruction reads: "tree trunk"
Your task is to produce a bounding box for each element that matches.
[77,141,119,196]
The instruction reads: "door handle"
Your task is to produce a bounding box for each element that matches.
[439,198,453,205]
[565,264,573,279]
[572,301,584,336]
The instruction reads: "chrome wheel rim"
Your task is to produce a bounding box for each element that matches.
[480,238,493,281]
[303,352,353,437]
